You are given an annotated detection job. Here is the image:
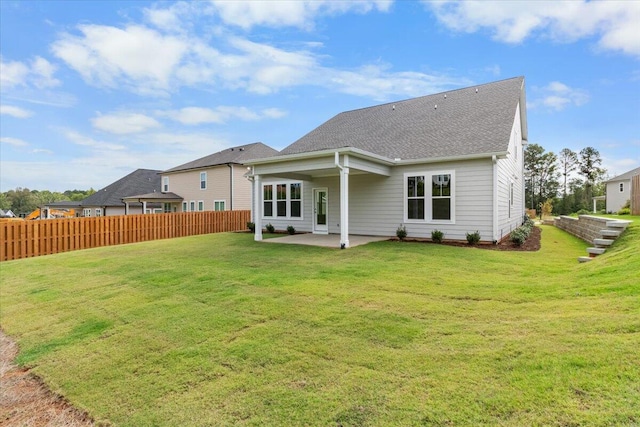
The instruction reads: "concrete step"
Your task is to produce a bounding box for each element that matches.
[578,256,594,263]
[587,247,606,255]
[606,220,631,229]
[594,238,614,247]
[600,229,621,238]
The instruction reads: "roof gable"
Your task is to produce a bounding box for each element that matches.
[164,142,278,173]
[605,166,640,183]
[81,169,161,207]
[277,77,525,161]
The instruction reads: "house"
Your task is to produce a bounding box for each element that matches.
[604,166,640,213]
[246,76,528,248]
[0,209,16,218]
[159,142,278,213]
[80,168,162,216]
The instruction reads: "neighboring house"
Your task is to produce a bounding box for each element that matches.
[80,169,162,216]
[0,209,16,218]
[247,76,528,247]
[604,166,640,213]
[160,142,278,213]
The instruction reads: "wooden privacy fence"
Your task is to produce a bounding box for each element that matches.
[632,174,640,215]
[0,210,251,262]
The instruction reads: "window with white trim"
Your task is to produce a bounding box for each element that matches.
[83,208,91,217]
[620,183,624,192]
[263,181,303,219]
[163,203,172,213]
[95,208,103,217]
[214,200,225,211]
[182,201,188,212]
[404,171,454,222]
[198,200,204,211]
[190,201,195,212]
[163,176,169,192]
[200,172,207,190]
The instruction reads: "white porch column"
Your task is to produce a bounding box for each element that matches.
[340,164,350,248]
[142,201,147,214]
[593,198,597,213]
[254,174,263,241]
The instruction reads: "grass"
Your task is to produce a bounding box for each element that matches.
[1,220,639,426]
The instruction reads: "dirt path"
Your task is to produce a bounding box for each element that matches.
[0,329,95,427]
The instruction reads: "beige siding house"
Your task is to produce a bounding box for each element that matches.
[161,143,278,213]
[246,77,528,248]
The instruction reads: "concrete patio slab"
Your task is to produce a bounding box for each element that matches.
[262,233,389,248]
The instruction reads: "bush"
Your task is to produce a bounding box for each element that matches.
[510,228,527,246]
[247,222,255,232]
[286,225,296,235]
[466,231,481,245]
[618,208,631,215]
[265,223,275,233]
[431,229,444,243]
[576,209,590,215]
[396,224,407,241]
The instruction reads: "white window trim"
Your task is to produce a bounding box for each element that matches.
[83,208,92,217]
[619,182,624,192]
[95,208,103,217]
[261,180,304,221]
[197,200,204,211]
[214,200,226,211]
[403,170,455,224]
[200,171,207,190]
[189,200,196,212]
[163,176,169,192]
[182,201,188,212]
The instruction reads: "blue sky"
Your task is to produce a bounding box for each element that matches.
[1,0,639,192]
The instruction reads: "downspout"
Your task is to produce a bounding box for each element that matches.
[226,163,234,210]
[492,155,499,243]
[335,152,349,249]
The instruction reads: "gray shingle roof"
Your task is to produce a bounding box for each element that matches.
[276,76,525,160]
[164,142,279,173]
[81,169,161,207]
[605,166,640,183]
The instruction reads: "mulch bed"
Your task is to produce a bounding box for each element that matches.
[392,226,542,252]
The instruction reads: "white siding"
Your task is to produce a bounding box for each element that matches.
[495,102,525,241]
[606,180,630,213]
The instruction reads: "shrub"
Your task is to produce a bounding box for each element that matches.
[431,229,444,243]
[286,225,296,235]
[576,209,590,215]
[247,222,255,232]
[618,208,631,215]
[265,223,275,233]
[396,224,407,241]
[541,199,553,218]
[466,231,481,245]
[510,228,527,246]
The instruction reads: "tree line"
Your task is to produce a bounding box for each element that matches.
[525,144,607,216]
[0,188,96,216]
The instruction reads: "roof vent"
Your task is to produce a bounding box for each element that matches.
[475,88,478,93]
[239,147,244,151]
[392,105,395,110]
[444,94,447,99]
[434,104,437,109]
[231,148,234,151]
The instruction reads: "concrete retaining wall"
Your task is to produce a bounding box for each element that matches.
[554,215,609,243]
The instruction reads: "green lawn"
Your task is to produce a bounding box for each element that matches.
[1,220,639,426]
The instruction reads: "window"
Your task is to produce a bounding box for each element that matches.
[200,172,207,190]
[198,200,204,211]
[95,208,103,217]
[404,171,454,222]
[263,185,273,217]
[214,200,225,211]
[182,201,188,212]
[163,176,169,192]
[163,203,172,213]
[262,181,303,219]
[83,208,91,217]
[620,183,624,192]
[190,201,196,212]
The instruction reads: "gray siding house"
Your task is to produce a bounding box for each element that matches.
[246,76,528,248]
[604,166,640,213]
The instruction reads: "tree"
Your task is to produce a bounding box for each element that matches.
[525,144,559,212]
[5,188,37,216]
[0,193,11,211]
[577,147,606,206]
[558,148,578,197]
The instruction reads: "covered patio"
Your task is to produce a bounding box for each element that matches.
[262,233,389,248]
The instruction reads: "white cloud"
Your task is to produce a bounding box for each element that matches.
[160,106,288,125]
[64,130,126,151]
[0,136,29,147]
[530,81,589,111]
[0,56,60,90]
[31,148,54,155]
[51,24,189,95]
[209,0,392,30]
[91,112,162,135]
[426,0,640,57]
[0,105,33,118]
